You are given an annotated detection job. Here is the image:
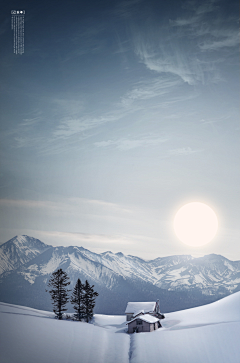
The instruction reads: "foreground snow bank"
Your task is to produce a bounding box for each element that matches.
[131,321,240,363]
[162,288,240,329]
[0,303,129,363]
[132,292,240,363]
[0,292,240,363]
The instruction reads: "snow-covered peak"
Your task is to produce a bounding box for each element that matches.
[0,235,50,275]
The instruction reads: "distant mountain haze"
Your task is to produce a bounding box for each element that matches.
[0,235,240,314]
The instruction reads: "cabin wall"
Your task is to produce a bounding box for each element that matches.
[128,320,152,333]
[126,314,133,321]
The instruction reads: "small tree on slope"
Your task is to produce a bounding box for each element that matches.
[46,268,71,320]
[83,280,99,323]
[71,278,85,321]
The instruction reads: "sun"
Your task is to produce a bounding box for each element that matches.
[174,202,218,247]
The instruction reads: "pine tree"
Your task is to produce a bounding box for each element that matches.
[70,278,84,321]
[46,268,71,320]
[82,280,99,323]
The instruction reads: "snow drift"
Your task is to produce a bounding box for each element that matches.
[0,292,239,363]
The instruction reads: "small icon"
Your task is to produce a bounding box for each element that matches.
[11,10,16,14]
[17,11,19,14]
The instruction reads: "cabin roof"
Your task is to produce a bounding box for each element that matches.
[125,302,156,314]
[132,310,144,318]
[126,314,159,325]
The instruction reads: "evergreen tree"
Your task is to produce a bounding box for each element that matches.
[70,278,84,321]
[46,268,71,319]
[82,280,99,322]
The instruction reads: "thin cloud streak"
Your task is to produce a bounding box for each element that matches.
[34,230,133,246]
[0,197,133,216]
[168,147,202,156]
[199,31,239,51]
[169,16,200,27]
[20,117,41,127]
[120,77,182,106]
[94,135,168,151]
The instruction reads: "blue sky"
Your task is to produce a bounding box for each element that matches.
[0,0,239,259]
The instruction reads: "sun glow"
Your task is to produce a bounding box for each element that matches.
[174,202,218,247]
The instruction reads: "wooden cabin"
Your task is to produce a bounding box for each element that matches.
[125,300,162,321]
[127,314,161,333]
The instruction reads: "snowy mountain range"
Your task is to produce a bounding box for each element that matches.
[0,235,240,314]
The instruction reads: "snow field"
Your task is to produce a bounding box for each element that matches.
[131,322,240,363]
[130,292,240,363]
[0,303,129,363]
[0,292,240,363]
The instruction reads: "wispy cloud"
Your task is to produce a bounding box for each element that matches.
[67,22,107,58]
[51,98,85,116]
[120,77,182,106]
[0,109,44,149]
[0,199,63,210]
[94,135,168,151]
[20,117,41,127]
[115,0,143,19]
[169,1,239,53]
[71,197,132,215]
[33,230,133,246]
[0,197,132,216]
[53,116,112,139]
[50,77,178,144]
[133,28,206,85]
[169,16,199,27]
[12,133,45,149]
[168,147,201,156]
[131,0,238,86]
[194,1,217,15]
[199,30,239,51]
[8,80,195,154]
[170,0,216,27]
[13,136,33,148]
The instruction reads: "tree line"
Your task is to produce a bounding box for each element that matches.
[46,268,98,322]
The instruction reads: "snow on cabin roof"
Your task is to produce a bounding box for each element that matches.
[126,314,159,325]
[133,310,144,318]
[125,302,156,314]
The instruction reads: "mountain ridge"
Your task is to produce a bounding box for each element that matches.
[0,235,240,314]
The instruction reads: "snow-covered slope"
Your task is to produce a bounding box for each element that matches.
[0,292,239,363]
[0,302,129,363]
[131,292,240,363]
[0,235,50,275]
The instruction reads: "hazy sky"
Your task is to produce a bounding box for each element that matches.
[0,0,239,260]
